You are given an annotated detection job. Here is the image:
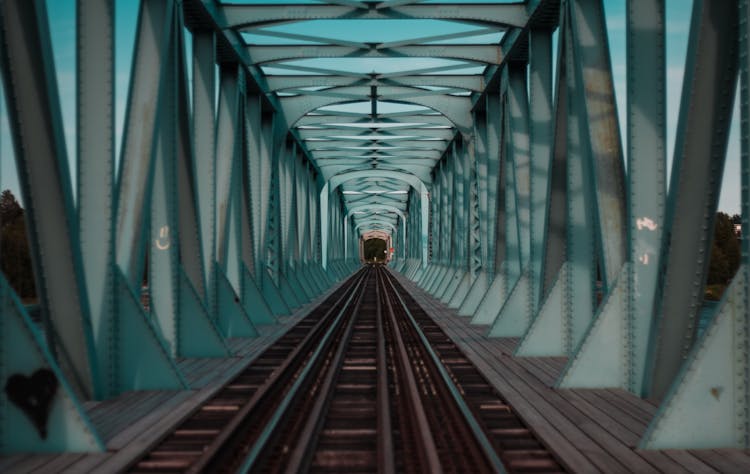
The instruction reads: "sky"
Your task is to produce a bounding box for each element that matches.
[0,0,743,215]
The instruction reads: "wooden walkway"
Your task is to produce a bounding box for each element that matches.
[5,271,750,473]
[393,272,750,473]
[0,288,339,474]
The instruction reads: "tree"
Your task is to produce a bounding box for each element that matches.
[0,189,23,226]
[0,190,36,299]
[706,212,741,300]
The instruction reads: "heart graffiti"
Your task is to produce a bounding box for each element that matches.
[4,368,58,439]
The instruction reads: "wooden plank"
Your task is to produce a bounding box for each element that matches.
[460,333,655,472]
[399,276,657,474]
[106,390,196,450]
[58,452,111,473]
[32,454,87,474]
[397,274,748,473]
[0,455,32,471]
[575,389,648,436]
[658,450,721,474]
[189,357,243,388]
[440,327,617,472]
[94,372,250,472]
[597,389,655,424]
[690,449,750,473]
[557,389,641,446]
[89,391,154,427]
[557,390,705,472]
[3,454,58,473]
[607,388,659,415]
[405,296,617,472]
[95,391,170,441]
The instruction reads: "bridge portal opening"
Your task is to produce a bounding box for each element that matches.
[362,238,387,263]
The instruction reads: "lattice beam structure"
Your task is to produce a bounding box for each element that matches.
[1,0,750,454]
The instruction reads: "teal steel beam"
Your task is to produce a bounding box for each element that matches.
[527,29,554,313]
[115,0,174,290]
[215,64,244,287]
[514,13,568,353]
[112,0,188,390]
[176,24,207,304]
[486,91,503,276]
[644,0,739,401]
[149,3,182,356]
[487,60,534,336]
[246,95,264,280]
[77,0,115,399]
[221,3,528,29]
[192,29,216,309]
[266,75,485,93]
[571,0,627,291]
[0,0,100,399]
[508,61,531,267]
[281,86,474,134]
[247,44,503,66]
[1,275,104,452]
[548,0,664,391]
[635,0,746,447]
[514,2,592,354]
[561,0,597,354]
[240,100,260,277]
[258,113,275,278]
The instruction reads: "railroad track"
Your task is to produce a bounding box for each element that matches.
[128,266,563,473]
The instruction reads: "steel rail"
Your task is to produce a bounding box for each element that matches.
[378,268,444,473]
[375,270,396,474]
[279,271,369,473]
[380,267,508,473]
[235,269,369,473]
[128,269,368,473]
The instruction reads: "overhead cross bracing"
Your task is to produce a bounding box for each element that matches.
[193,0,558,256]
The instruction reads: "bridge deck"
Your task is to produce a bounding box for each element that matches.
[3,273,750,473]
[393,272,750,474]
[0,290,338,474]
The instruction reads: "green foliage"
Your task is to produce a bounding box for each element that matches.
[363,238,387,261]
[705,212,741,300]
[1,190,36,299]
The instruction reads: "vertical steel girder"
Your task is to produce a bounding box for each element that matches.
[527,30,554,313]
[115,0,172,290]
[508,62,532,268]
[192,30,216,305]
[245,95,263,278]
[517,0,622,354]
[456,141,468,269]
[215,65,243,277]
[468,135,483,278]
[486,92,503,276]
[540,0,665,392]
[0,0,100,404]
[148,3,181,357]
[624,0,666,394]
[77,0,115,401]
[486,62,535,337]
[633,0,748,444]
[474,108,490,270]
[644,0,739,401]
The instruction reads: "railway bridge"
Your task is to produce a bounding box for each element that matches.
[1,0,750,471]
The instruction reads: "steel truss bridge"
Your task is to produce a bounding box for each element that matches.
[0,0,749,458]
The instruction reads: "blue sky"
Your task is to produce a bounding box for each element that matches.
[0,0,742,214]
